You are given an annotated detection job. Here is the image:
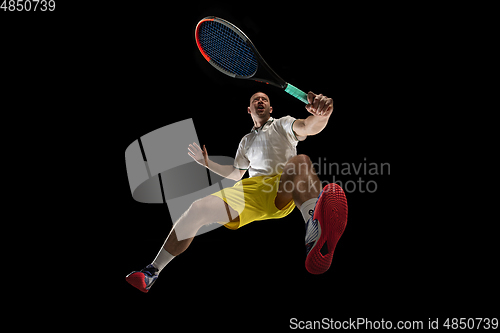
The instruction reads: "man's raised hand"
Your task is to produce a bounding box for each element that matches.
[305,91,333,117]
[188,142,209,167]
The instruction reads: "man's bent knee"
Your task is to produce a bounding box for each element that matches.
[288,154,311,165]
[294,154,312,164]
[283,154,314,176]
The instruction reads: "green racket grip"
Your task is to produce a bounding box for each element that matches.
[284,83,309,104]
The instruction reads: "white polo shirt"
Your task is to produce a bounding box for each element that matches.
[234,116,306,178]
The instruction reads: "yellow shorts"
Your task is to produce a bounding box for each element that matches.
[211,173,295,230]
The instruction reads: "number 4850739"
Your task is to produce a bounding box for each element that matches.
[1,0,56,11]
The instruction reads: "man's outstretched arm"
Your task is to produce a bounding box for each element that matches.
[293,91,333,137]
[188,143,245,181]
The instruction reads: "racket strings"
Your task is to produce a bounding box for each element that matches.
[198,21,258,77]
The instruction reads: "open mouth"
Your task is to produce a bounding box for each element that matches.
[257,104,265,110]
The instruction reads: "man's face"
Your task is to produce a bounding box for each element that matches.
[248,92,272,118]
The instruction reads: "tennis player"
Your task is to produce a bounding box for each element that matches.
[126,91,348,292]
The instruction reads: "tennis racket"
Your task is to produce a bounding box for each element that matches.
[195,16,309,104]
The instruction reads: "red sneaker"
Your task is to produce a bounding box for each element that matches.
[125,265,159,293]
[305,183,348,274]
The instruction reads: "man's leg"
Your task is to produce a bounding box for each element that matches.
[275,154,348,275]
[126,195,239,292]
[163,195,239,256]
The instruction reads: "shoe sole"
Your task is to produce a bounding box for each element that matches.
[125,272,149,293]
[305,183,348,274]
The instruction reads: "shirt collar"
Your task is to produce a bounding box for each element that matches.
[251,117,274,133]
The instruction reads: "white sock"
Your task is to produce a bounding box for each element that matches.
[151,248,175,272]
[299,198,317,223]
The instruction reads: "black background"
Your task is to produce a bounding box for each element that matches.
[3,1,497,330]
